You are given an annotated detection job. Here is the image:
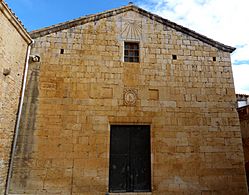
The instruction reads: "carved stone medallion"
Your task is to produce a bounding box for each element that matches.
[123,88,138,106]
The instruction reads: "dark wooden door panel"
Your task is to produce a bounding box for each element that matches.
[130,125,150,155]
[130,126,151,192]
[132,156,151,192]
[109,155,128,192]
[110,125,129,155]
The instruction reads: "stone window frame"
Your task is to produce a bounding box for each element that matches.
[124,42,140,63]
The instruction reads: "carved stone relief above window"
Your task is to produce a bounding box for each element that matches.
[121,19,142,40]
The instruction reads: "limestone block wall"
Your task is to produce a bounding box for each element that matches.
[0,1,32,194]
[9,9,247,194]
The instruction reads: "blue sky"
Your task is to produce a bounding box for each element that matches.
[4,0,249,94]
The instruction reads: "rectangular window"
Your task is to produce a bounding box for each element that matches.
[124,42,139,63]
[109,125,151,193]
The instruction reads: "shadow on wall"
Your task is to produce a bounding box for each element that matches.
[9,62,40,192]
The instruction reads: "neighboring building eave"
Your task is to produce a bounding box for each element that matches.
[0,1,32,44]
[237,94,249,98]
[237,105,249,111]
[29,4,235,53]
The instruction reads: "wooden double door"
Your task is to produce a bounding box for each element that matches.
[109,125,151,192]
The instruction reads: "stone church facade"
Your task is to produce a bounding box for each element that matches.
[1,2,248,195]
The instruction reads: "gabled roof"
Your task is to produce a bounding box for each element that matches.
[30,4,235,53]
[0,1,32,44]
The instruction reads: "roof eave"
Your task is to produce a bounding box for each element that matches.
[29,4,235,53]
[29,4,133,39]
[1,1,32,44]
[132,6,236,53]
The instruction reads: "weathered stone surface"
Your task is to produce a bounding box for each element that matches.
[0,1,32,194]
[8,5,248,195]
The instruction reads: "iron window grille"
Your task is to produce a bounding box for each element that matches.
[124,42,139,63]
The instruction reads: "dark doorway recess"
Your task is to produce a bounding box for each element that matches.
[109,125,151,193]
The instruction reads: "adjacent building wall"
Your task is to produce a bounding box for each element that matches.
[238,106,249,138]
[237,105,249,187]
[9,8,248,195]
[0,1,32,194]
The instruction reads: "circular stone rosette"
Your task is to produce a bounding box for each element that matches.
[123,88,138,106]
